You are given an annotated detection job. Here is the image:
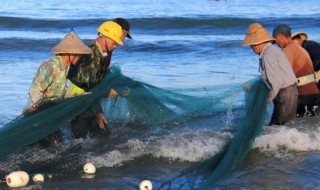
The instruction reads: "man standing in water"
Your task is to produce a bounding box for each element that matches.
[67,20,131,138]
[25,30,92,112]
[24,30,93,146]
[291,31,320,87]
[242,23,298,125]
[273,24,320,116]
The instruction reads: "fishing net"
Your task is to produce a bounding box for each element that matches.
[0,140,83,175]
[0,65,269,186]
[0,66,238,173]
[160,78,269,189]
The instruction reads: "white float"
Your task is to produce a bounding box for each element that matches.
[6,171,29,188]
[139,180,152,190]
[33,174,44,183]
[83,163,96,174]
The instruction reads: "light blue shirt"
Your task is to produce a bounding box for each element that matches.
[259,43,297,102]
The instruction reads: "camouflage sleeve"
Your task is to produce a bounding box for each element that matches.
[28,62,54,105]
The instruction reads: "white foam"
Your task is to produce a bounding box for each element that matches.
[153,128,231,162]
[90,128,232,168]
[253,126,320,158]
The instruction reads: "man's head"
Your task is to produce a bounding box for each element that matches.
[291,31,308,46]
[52,31,92,65]
[113,18,132,40]
[242,23,275,54]
[272,24,292,48]
[97,21,124,52]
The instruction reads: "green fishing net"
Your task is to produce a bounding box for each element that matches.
[0,66,269,186]
[160,77,269,189]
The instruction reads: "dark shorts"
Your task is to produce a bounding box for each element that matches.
[270,85,298,125]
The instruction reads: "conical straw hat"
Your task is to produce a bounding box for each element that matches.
[52,31,92,54]
[242,23,274,46]
[291,31,308,41]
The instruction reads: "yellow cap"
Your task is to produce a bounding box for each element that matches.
[97,21,123,45]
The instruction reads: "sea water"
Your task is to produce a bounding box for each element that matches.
[0,0,320,189]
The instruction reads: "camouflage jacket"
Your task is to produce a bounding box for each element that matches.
[67,42,112,92]
[28,56,67,107]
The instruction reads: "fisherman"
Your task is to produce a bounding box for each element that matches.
[273,24,320,116]
[25,30,92,113]
[68,18,132,93]
[67,20,132,138]
[24,30,92,146]
[103,18,133,70]
[242,23,298,125]
[68,18,132,94]
[291,31,320,87]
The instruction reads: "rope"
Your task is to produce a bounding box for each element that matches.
[29,170,84,177]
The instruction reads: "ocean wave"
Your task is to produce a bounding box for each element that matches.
[1,16,320,33]
[0,16,103,31]
[90,128,232,168]
[0,38,94,52]
[253,125,320,158]
[0,35,243,53]
[0,38,58,52]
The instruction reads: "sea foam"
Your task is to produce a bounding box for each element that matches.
[91,128,232,168]
[253,126,320,158]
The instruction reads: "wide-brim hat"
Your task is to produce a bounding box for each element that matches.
[52,31,92,54]
[242,23,275,46]
[113,18,132,39]
[291,31,308,41]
